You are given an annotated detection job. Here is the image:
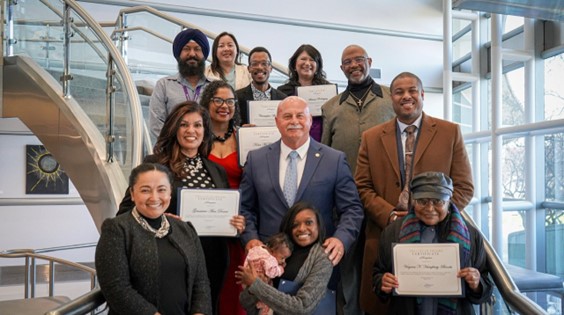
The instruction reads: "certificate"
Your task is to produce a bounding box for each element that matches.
[392,243,463,297]
[237,126,281,167]
[296,84,338,116]
[178,189,239,237]
[247,100,281,126]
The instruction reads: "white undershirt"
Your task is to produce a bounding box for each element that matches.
[279,138,310,191]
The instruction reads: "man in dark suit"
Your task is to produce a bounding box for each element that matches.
[239,96,364,268]
[236,46,287,125]
[355,71,474,314]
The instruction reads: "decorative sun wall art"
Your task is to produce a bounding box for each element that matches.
[25,145,69,194]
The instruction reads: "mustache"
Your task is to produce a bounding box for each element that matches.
[287,124,302,130]
[184,57,199,63]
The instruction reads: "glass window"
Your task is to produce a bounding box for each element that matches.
[502,137,525,200]
[502,68,525,126]
[544,132,564,203]
[544,54,564,120]
[544,209,564,278]
[505,210,526,264]
[453,86,473,133]
[503,16,524,33]
[452,31,472,62]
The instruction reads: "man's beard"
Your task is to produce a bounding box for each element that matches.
[178,58,205,78]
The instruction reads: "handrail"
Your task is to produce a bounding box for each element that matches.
[0,249,101,315]
[460,211,547,314]
[5,0,143,167]
[113,5,289,76]
[0,243,98,255]
[0,250,97,300]
[62,0,143,167]
[44,288,106,315]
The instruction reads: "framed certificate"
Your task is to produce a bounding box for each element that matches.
[296,84,338,117]
[247,100,281,126]
[178,189,239,237]
[237,126,281,167]
[392,243,463,297]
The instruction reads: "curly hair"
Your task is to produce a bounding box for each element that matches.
[153,101,213,177]
[199,80,241,127]
[287,44,330,86]
[209,32,243,81]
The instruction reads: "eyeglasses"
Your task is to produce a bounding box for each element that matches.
[414,198,447,207]
[342,56,367,66]
[249,61,271,68]
[211,97,237,107]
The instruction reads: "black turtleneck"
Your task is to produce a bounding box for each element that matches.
[348,76,375,99]
[281,243,314,281]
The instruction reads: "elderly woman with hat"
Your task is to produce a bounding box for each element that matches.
[373,171,493,314]
[149,28,212,140]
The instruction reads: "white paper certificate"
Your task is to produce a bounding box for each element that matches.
[392,243,462,297]
[296,84,338,116]
[178,189,239,237]
[237,126,281,167]
[247,100,281,126]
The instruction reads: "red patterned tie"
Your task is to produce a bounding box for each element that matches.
[397,125,417,211]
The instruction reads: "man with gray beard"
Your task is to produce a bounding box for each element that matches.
[149,28,211,140]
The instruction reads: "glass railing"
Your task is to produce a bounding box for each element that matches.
[4,0,143,174]
[109,5,289,87]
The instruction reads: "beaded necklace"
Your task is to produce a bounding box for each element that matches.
[213,122,234,143]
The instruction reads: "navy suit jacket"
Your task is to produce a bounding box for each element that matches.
[239,139,363,251]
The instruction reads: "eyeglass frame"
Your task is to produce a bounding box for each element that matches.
[249,61,272,68]
[210,97,237,107]
[413,198,448,207]
[341,56,368,66]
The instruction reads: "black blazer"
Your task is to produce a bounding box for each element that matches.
[117,154,230,216]
[236,84,287,124]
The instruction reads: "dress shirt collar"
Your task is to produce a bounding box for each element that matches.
[397,113,423,133]
[280,137,310,160]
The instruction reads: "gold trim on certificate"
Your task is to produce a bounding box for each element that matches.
[178,189,239,237]
[296,84,338,116]
[237,126,281,167]
[392,243,463,297]
[248,100,281,126]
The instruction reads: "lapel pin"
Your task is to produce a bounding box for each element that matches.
[315,153,320,158]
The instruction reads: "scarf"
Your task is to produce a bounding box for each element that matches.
[398,203,471,315]
[131,207,170,238]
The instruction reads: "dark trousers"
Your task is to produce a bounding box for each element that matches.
[337,229,366,315]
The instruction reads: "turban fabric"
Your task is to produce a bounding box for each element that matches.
[172,29,210,61]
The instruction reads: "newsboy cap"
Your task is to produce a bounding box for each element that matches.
[172,28,210,61]
[410,171,454,200]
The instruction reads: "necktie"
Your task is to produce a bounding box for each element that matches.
[283,151,299,206]
[397,125,417,211]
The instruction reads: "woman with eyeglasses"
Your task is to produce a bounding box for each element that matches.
[117,101,246,315]
[277,44,332,141]
[200,80,247,315]
[205,32,251,90]
[373,172,493,314]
